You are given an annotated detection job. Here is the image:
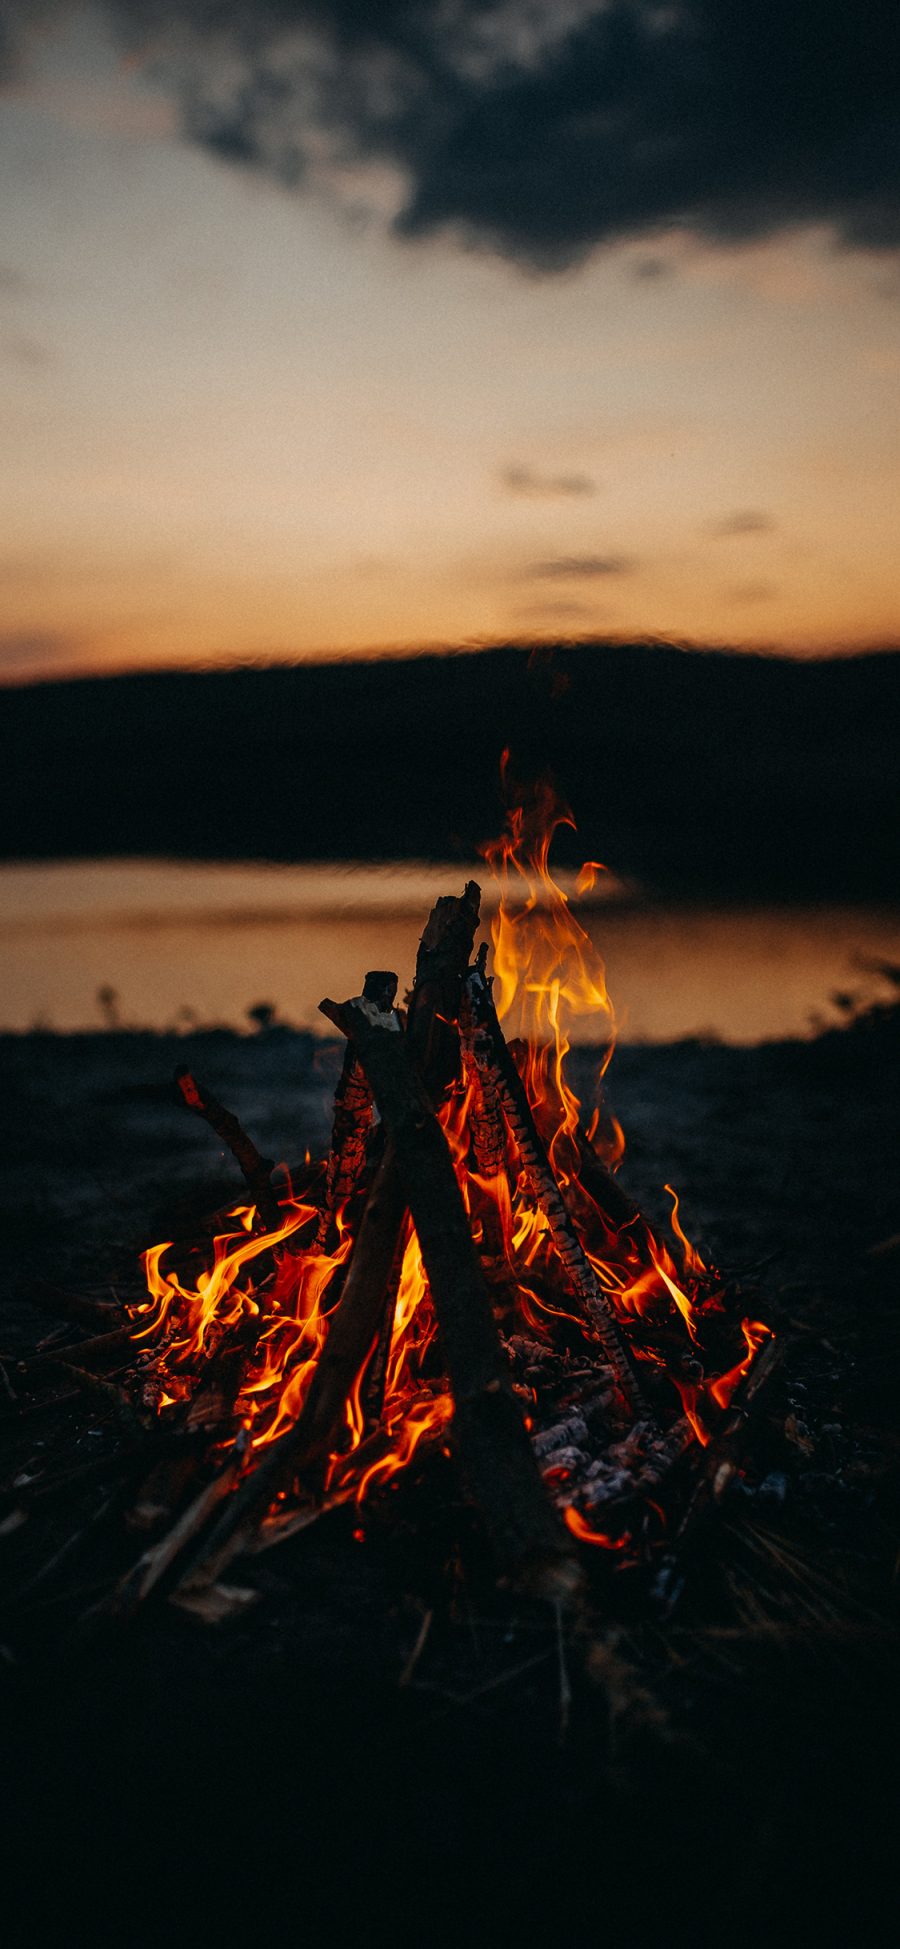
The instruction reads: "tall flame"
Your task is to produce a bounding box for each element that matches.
[482,757,615,1183]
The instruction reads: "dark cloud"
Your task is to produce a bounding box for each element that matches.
[527,555,635,579]
[500,464,597,498]
[3,3,898,270]
[706,510,776,537]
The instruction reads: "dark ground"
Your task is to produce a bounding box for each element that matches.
[1,1004,898,1947]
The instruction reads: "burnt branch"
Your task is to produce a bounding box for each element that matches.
[174,1067,282,1233]
[315,970,398,1250]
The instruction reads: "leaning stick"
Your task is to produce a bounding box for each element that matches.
[99,1438,249,1625]
[174,1066,283,1233]
[315,970,398,1249]
[20,1323,134,1369]
[319,998,580,1599]
[462,964,647,1419]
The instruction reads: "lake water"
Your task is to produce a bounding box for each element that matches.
[1,859,898,1044]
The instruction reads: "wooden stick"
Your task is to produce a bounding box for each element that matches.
[174,1066,283,1233]
[405,879,482,1096]
[462,964,648,1418]
[459,946,509,1180]
[18,1323,134,1369]
[319,997,581,1599]
[315,970,398,1249]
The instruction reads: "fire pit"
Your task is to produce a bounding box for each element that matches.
[13,772,767,1633]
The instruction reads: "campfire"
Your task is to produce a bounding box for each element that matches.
[69,771,774,1625]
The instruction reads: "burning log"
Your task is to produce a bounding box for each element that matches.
[462,962,648,1418]
[459,947,509,1181]
[459,943,512,1258]
[320,995,581,1598]
[174,1066,282,1234]
[315,969,398,1250]
[405,879,482,1096]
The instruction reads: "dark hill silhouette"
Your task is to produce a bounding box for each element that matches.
[2,642,898,900]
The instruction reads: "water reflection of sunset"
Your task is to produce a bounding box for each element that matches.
[2,861,897,1044]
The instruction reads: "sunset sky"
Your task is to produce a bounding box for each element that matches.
[2,1,899,684]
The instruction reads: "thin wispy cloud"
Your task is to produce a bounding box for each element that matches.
[515,599,595,624]
[706,510,776,538]
[500,464,597,499]
[526,555,635,580]
[727,581,779,605]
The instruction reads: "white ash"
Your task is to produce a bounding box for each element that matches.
[532,1412,590,1459]
[539,1446,590,1476]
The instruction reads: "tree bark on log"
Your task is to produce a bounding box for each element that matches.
[458,945,511,1257]
[405,880,481,1097]
[462,965,648,1419]
[315,970,398,1250]
[320,998,580,1599]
